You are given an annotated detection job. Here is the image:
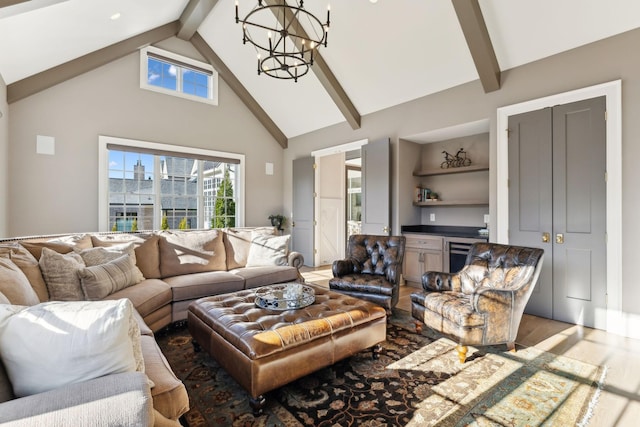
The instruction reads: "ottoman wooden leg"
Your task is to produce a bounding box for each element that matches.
[372,343,382,359]
[250,395,266,416]
[415,321,423,334]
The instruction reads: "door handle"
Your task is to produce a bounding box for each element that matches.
[542,232,550,243]
[382,226,390,234]
[291,221,295,227]
[556,233,564,244]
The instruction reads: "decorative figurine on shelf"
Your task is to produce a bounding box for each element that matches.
[441,148,472,169]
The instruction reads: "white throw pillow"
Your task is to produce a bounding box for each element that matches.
[0,299,142,397]
[246,232,290,267]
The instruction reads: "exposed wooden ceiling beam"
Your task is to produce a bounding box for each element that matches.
[451,0,501,93]
[263,0,361,130]
[191,32,288,148]
[177,0,218,41]
[0,0,30,8]
[7,21,180,103]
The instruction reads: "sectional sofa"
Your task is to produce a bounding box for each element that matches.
[0,227,304,426]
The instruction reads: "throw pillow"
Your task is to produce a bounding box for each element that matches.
[246,232,290,267]
[91,234,161,279]
[0,299,142,397]
[0,243,49,302]
[0,257,40,306]
[0,290,10,305]
[20,241,74,260]
[158,230,226,277]
[78,243,145,283]
[47,234,93,250]
[224,227,276,269]
[77,254,142,300]
[38,247,85,301]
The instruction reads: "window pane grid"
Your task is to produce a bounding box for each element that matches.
[108,151,238,230]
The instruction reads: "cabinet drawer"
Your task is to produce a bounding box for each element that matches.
[403,234,443,250]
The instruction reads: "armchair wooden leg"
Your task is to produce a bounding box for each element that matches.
[415,321,423,334]
[456,345,468,363]
[507,341,516,353]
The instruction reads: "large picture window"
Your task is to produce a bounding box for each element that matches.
[99,136,244,231]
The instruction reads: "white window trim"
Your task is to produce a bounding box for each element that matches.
[98,135,245,231]
[140,46,219,106]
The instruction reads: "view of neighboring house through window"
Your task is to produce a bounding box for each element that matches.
[102,137,242,231]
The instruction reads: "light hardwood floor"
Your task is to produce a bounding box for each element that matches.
[301,266,640,427]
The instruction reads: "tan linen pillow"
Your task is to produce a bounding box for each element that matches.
[158,230,226,277]
[246,232,290,267]
[0,243,49,302]
[0,258,40,306]
[0,291,10,304]
[77,255,142,300]
[224,227,276,269]
[91,234,161,279]
[48,234,93,250]
[39,248,85,301]
[77,243,144,283]
[21,241,73,260]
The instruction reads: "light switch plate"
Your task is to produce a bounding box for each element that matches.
[483,214,490,224]
[430,213,436,222]
[265,162,274,175]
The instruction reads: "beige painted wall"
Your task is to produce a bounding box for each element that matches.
[0,73,7,237]
[284,28,640,316]
[7,37,285,236]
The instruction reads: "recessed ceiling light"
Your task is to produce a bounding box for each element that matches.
[110,12,121,20]
[370,0,378,3]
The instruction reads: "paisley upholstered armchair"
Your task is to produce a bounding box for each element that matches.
[329,234,406,314]
[411,242,544,363]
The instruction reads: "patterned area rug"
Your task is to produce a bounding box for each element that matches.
[156,311,605,426]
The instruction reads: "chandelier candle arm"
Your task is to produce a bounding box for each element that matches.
[236,0,331,81]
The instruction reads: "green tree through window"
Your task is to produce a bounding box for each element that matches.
[211,167,236,228]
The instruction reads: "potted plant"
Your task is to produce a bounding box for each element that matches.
[268,214,286,230]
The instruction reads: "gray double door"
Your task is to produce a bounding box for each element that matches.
[508,96,606,327]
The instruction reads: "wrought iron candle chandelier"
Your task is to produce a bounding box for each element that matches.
[235,0,330,82]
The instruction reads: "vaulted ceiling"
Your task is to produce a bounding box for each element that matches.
[2,0,640,148]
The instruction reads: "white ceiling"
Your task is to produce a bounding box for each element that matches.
[1,0,640,139]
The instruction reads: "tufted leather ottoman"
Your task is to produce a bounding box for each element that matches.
[187,284,387,414]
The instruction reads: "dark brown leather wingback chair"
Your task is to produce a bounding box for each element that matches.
[329,235,406,315]
[411,242,543,363]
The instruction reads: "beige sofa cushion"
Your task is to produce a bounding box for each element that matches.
[38,248,85,301]
[0,244,49,302]
[223,227,276,269]
[0,258,40,306]
[162,271,245,302]
[0,291,9,305]
[158,230,226,278]
[140,335,189,421]
[231,266,299,289]
[104,279,172,319]
[91,234,161,279]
